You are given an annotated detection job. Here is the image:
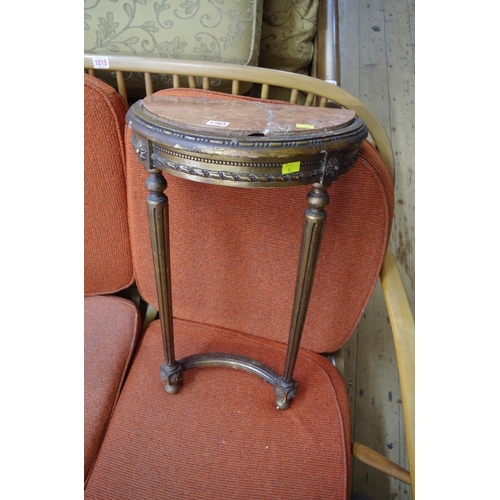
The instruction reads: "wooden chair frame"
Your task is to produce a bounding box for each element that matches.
[84,54,415,497]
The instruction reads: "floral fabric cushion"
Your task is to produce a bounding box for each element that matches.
[259,0,318,75]
[84,0,263,95]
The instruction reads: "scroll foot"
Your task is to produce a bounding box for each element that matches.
[274,377,298,410]
[160,362,184,394]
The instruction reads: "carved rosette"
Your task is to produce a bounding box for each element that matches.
[325,150,361,182]
[131,133,149,165]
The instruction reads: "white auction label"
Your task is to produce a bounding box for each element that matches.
[92,56,110,69]
[206,120,230,127]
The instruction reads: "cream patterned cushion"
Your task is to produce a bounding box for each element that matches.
[259,0,318,75]
[84,0,263,95]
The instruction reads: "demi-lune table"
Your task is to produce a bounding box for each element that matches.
[127,93,367,409]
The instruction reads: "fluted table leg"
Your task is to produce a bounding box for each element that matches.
[274,182,330,409]
[146,169,183,394]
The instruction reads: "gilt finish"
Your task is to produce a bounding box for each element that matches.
[128,95,367,187]
[145,169,184,394]
[127,95,367,409]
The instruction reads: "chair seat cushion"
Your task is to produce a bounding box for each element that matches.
[84,318,351,499]
[84,295,141,483]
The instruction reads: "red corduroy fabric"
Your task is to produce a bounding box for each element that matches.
[84,296,140,483]
[85,319,351,500]
[85,88,394,497]
[126,89,394,353]
[84,75,141,484]
[84,73,134,296]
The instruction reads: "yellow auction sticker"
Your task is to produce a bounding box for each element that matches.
[296,123,315,129]
[282,161,301,174]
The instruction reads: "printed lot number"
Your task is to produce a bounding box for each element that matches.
[92,56,110,69]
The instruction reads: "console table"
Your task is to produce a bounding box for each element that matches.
[127,93,367,409]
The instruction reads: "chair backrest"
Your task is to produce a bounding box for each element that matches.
[125,87,394,353]
[84,73,134,296]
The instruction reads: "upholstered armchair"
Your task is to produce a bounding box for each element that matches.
[84,73,142,485]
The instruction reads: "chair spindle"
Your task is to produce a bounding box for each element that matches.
[116,70,128,108]
[144,72,153,96]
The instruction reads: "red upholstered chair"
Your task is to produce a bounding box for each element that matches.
[83,86,400,499]
[84,73,142,485]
